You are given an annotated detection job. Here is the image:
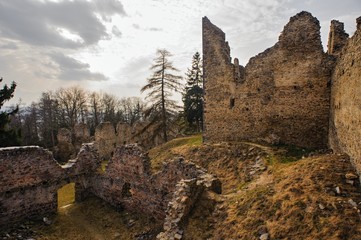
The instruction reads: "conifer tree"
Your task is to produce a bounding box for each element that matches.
[141,49,182,142]
[183,52,203,132]
[0,78,21,147]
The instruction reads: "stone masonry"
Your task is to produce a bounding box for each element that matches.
[0,144,98,226]
[203,11,334,149]
[329,17,361,175]
[0,143,220,239]
[203,11,361,176]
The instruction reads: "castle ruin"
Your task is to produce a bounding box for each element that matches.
[202,11,361,173]
[0,10,361,239]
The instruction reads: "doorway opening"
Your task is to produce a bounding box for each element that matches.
[58,182,75,210]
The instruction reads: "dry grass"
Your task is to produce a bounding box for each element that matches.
[148,134,202,172]
[148,136,361,239]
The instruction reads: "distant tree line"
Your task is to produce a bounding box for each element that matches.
[1,50,204,148]
[8,87,145,148]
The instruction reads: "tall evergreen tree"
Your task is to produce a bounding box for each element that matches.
[0,78,21,147]
[141,49,182,142]
[183,52,203,132]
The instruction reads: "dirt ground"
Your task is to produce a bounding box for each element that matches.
[1,196,161,240]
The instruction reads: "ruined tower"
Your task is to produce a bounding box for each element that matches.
[202,11,333,148]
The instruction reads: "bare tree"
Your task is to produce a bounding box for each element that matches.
[56,86,87,130]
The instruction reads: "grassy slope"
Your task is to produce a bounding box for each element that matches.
[148,135,361,240]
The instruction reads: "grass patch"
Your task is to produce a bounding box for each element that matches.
[266,144,314,166]
[149,134,202,171]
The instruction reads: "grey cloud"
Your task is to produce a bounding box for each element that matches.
[0,41,18,50]
[50,52,108,81]
[0,0,125,49]
[112,26,122,37]
[148,27,163,32]
[133,24,141,29]
[93,0,126,21]
[132,24,162,32]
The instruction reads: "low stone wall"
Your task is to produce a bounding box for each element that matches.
[0,144,99,226]
[86,145,221,220]
[157,173,221,240]
[0,143,221,237]
[0,146,64,225]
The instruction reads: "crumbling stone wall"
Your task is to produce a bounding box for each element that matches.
[94,122,116,160]
[54,128,75,162]
[203,11,334,148]
[116,122,132,145]
[327,20,349,56]
[329,17,361,174]
[0,147,64,225]
[0,144,99,225]
[0,143,220,236]
[86,145,221,220]
[73,123,91,152]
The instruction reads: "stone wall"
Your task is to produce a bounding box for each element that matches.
[0,147,64,225]
[0,144,99,226]
[327,20,349,56]
[54,128,75,162]
[87,145,221,220]
[94,122,116,160]
[202,11,334,148]
[0,143,220,237]
[329,17,361,174]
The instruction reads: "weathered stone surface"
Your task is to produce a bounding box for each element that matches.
[73,123,91,152]
[54,128,75,162]
[327,20,349,56]
[116,122,132,145]
[88,146,220,221]
[0,142,220,231]
[0,146,64,225]
[329,17,361,176]
[202,11,333,148]
[0,146,63,192]
[0,144,100,226]
[94,122,116,160]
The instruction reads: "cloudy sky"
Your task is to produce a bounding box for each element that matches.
[0,0,360,106]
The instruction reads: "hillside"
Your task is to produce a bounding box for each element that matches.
[150,135,361,239]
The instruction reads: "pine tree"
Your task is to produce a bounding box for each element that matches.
[0,78,21,147]
[141,49,182,142]
[183,52,203,132]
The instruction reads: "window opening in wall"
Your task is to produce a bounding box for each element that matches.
[230,98,235,109]
[58,182,75,210]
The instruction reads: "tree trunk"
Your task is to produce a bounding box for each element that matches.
[161,60,168,142]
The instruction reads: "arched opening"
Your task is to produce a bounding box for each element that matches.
[57,182,75,210]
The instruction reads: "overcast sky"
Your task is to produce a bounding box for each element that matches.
[1,0,360,106]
